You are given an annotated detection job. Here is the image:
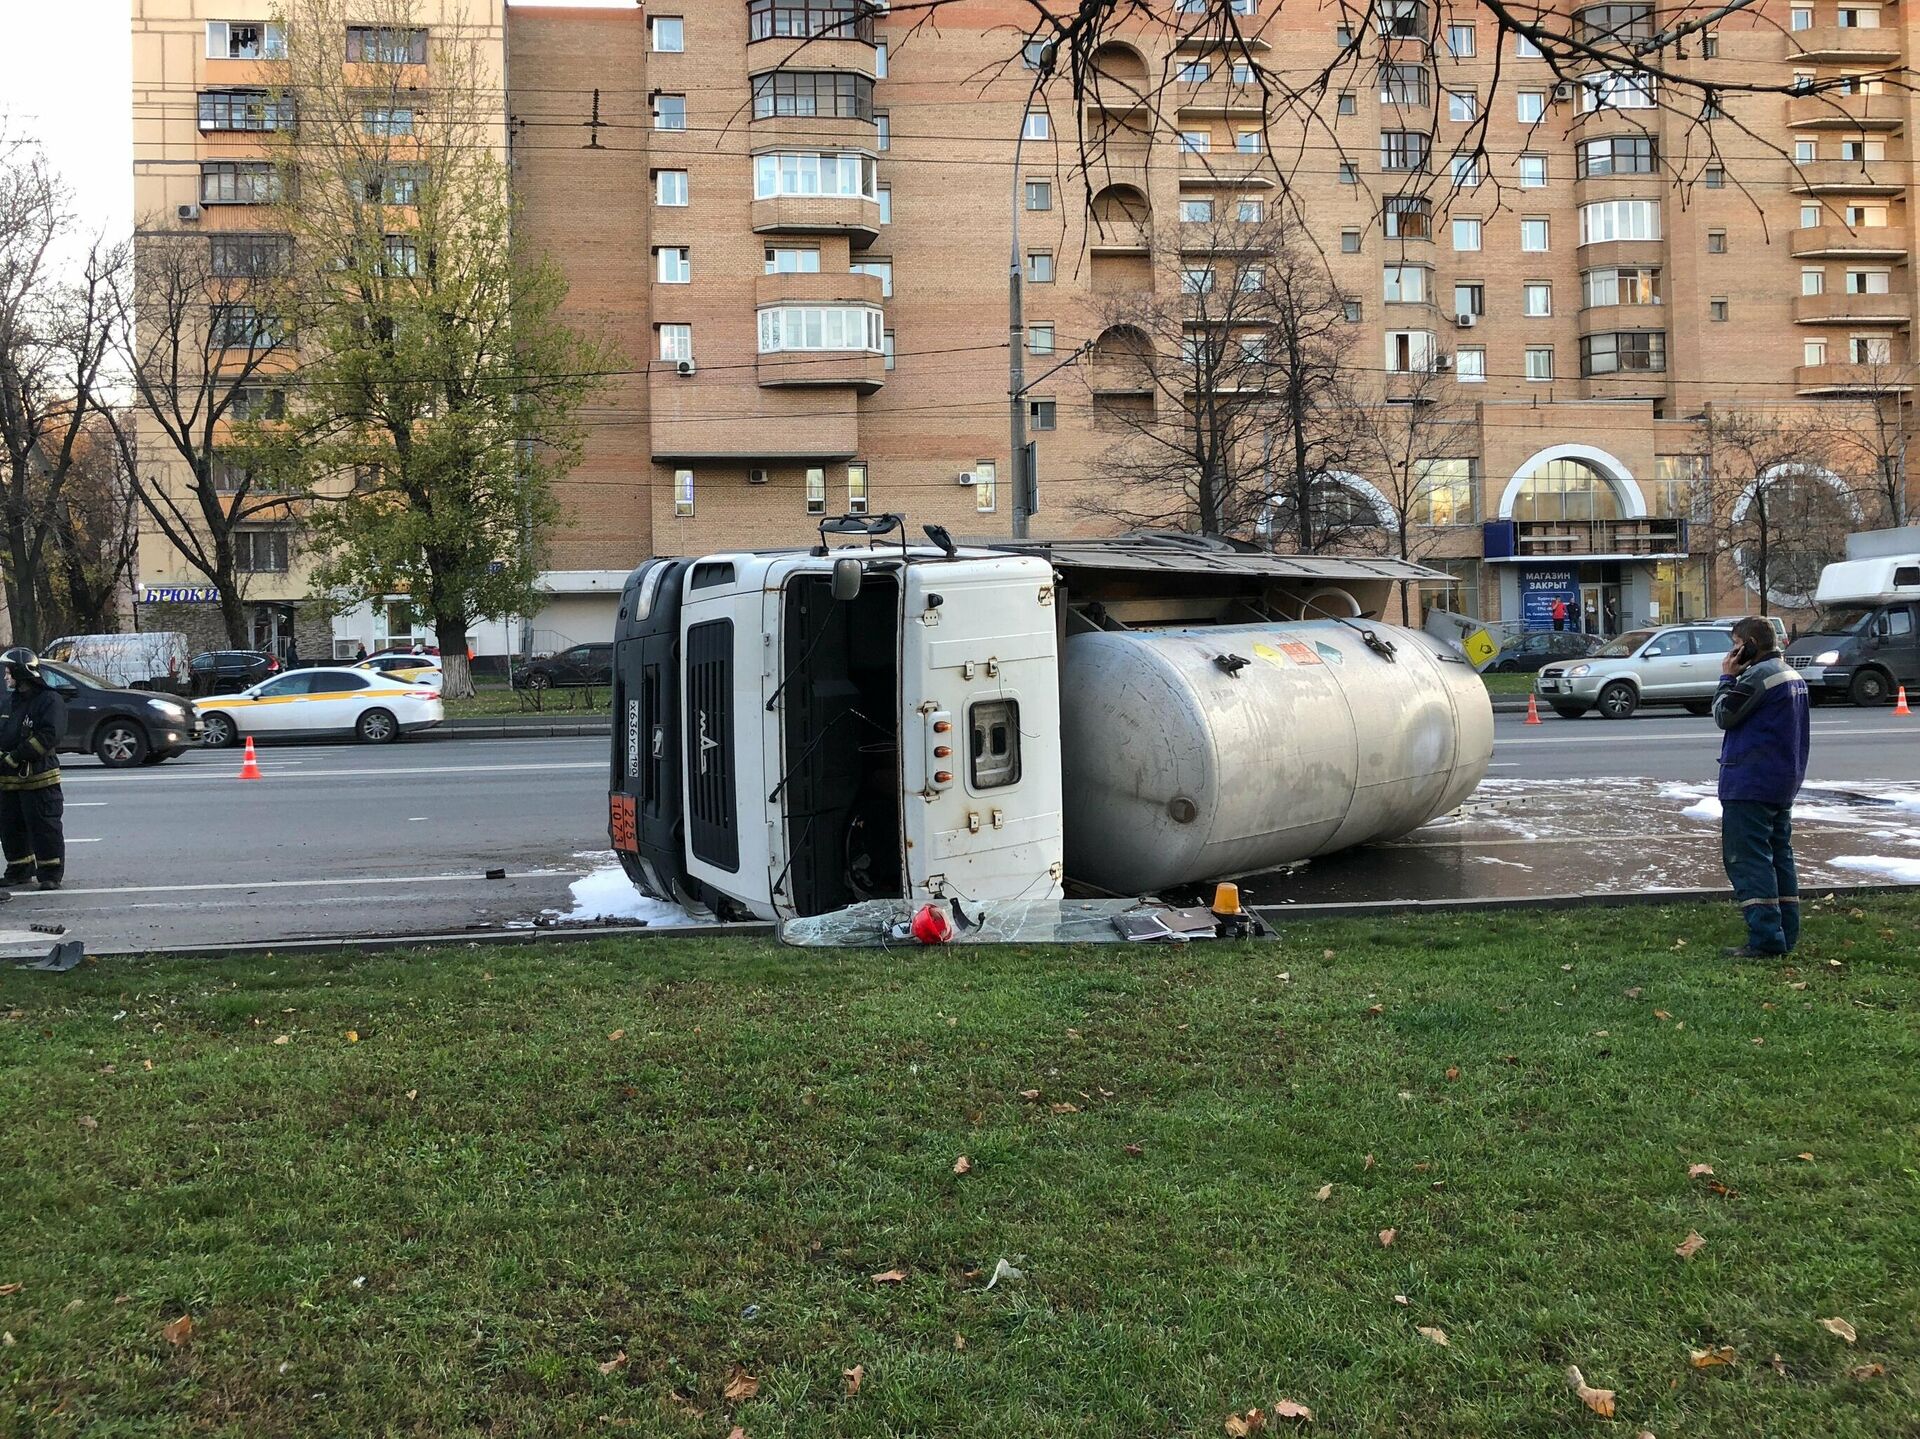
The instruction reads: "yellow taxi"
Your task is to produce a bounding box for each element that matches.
[195,666,445,746]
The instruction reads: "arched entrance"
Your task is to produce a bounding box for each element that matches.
[1494,445,1663,635]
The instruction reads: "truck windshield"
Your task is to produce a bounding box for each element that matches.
[1596,630,1654,658]
[1811,606,1874,634]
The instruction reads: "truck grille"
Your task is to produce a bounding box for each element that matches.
[685,619,739,872]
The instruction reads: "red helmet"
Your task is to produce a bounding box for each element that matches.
[909,903,955,945]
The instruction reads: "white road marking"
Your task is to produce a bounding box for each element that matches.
[68,801,108,807]
[1,868,583,900]
[63,760,602,785]
[1497,727,1916,747]
[68,838,102,844]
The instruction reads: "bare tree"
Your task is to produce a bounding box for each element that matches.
[45,412,140,635]
[112,227,304,647]
[0,134,120,648]
[1817,359,1915,530]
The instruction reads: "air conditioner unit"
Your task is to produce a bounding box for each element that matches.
[1552,82,1575,103]
[1456,313,1477,328]
[747,468,770,486]
[1433,354,1454,372]
[675,359,696,377]
[177,203,203,223]
[956,471,978,487]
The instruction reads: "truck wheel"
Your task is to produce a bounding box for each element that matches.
[1597,682,1639,720]
[1683,701,1714,717]
[1849,669,1891,707]
[94,720,150,769]
[201,713,238,748]
[356,708,399,744]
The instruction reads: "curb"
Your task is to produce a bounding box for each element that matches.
[440,717,610,738]
[1252,881,1920,924]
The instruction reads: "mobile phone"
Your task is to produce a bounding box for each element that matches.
[1730,640,1751,665]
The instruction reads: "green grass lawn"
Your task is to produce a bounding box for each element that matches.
[441,681,608,720]
[1480,672,1537,695]
[4,899,1917,1437]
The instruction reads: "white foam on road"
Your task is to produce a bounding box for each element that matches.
[549,865,711,927]
[1831,854,1920,883]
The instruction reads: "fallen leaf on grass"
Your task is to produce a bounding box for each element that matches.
[1624,987,1643,999]
[1687,1163,1714,1178]
[953,1156,972,1175]
[1123,1143,1144,1159]
[1019,1089,1041,1101]
[723,1365,760,1401]
[1796,1152,1815,1162]
[1769,1352,1788,1376]
[607,1029,625,1042]
[1365,1004,1384,1018]
[0,1283,19,1296]
[1049,1102,1080,1115]
[1314,1184,1332,1202]
[842,1364,864,1395]
[1705,1178,1737,1197]
[870,1269,907,1285]
[405,1089,418,1101]
[1653,1010,1672,1021]
[1272,1399,1314,1422]
[1,1333,11,1347]
[1363,1153,1375,1170]
[1847,1363,1886,1380]
[1378,1228,1396,1248]
[953,1333,966,1352]
[77,1116,98,1132]
[1445,1066,1460,1082]
[1675,1231,1707,1260]
[1224,1409,1267,1435]
[1417,1326,1450,1347]
[1819,1317,1857,1344]
[1393,1294,1410,1306]
[1689,1345,1737,1368]
[162,1314,193,1346]
[597,1350,628,1375]
[272,1035,291,1046]
[344,1030,360,1044]
[1751,1037,1765,1046]
[1789,981,1808,991]
[1565,1366,1615,1418]
[727,1429,746,1439]
[142,1059,153,1071]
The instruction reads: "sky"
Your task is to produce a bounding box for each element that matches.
[0,0,630,276]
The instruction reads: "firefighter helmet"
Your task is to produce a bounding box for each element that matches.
[0,647,42,687]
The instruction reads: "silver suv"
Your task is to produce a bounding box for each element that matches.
[1535,622,1738,720]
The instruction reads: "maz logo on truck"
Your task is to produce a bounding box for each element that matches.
[697,710,719,775]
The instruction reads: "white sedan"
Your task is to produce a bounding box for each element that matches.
[195,667,445,746]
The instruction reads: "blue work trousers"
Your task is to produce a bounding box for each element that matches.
[1721,800,1799,954]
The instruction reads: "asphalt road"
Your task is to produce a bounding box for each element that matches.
[1,706,1914,955]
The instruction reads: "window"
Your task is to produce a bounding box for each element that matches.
[764,246,821,273]
[1026,252,1053,283]
[1344,301,1363,322]
[1341,229,1361,254]
[360,165,425,205]
[1338,93,1358,116]
[659,325,694,363]
[1579,4,1654,41]
[1791,5,1813,28]
[1704,165,1725,189]
[1581,71,1656,111]
[806,467,826,514]
[200,162,281,205]
[1842,139,1886,161]
[973,460,997,514]
[235,529,291,573]
[756,305,886,352]
[229,385,285,422]
[1411,458,1476,522]
[1650,454,1704,518]
[1453,217,1482,251]
[1180,198,1215,223]
[1335,23,1353,45]
[1709,297,1728,321]
[1802,268,1826,296]
[1026,179,1052,211]
[1383,196,1430,238]
[875,41,888,76]
[1839,5,1882,26]
[656,169,688,206]
[1029,324,1055,355]
[360,106,414,136]
[1381,132,1430,171]
[1181,266,1215,293]
[346,26,427,63]
[753,72,875,121]
[1582,266,1661,306]
[847,462,869,514]
[1515,33,1543,57]
[1028,398,1056,431]
[1339,162,1359,184]
[754,152,877,199]
[654,94,686,130]
[674,470,694,518]
[1521,218,1550,251]
[1448,91,1477,122]
[1022,111,1050,140]
[1378,0,1424,37]
[1707,229,1727,253]
[211,454,259,492]
[1180,130,1211,154]
[1580,331,1667,374]
[205,20,285,59]
[876,113,889,149]
[877,186,891,223]
[1517,90,1546,123]
[1524,282,1552,316]
[882,330,895,370]
[1796,140,1818,163]
[1805,338,1829,365]
[851,259,894,295]
[1022,39,1048,67]
[1232,63,1257,85]
[210,233,289,276]
[380,235,418,276]
[968,699,1022,789]
[1381,65,1429,106]
[198,90,293,132]
[1447,23,1476,55]
[1235,130,1262,154]
[1456,348,1486,382]
[1853,334,1894,363]
[1703,35,1718,57]
[1525,347,1554,380]
[1519,154,1547,188]
[650,16,684,51]
[1179,62,1212,83]
[1238,199,1265,222]
[1801,203,1823,228]
[1847,269,1892,294]
[656,247,690,283]
[1578,199,1660,243]
[1846,203,1889,226]
[1449,153,1481,185]
[1576,136,1657,177]
[1455,282,1484,317]
[1385,330,1437,372]
[1239,336,1267,363]
[1384,265,1427,303]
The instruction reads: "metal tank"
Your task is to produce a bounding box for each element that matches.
[1059,619,1493,893]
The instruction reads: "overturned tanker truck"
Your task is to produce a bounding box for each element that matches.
[607,516,1493,921]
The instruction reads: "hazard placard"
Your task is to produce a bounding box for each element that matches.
[1463,628,1499,667]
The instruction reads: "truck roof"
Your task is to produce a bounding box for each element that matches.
[978,534,1449,582]
[1814,555,1920,606]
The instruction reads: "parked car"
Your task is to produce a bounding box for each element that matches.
[512,642,612,692]
[41,632,192,694]
[188,649,280,696]
[355,653,442,684]
[1535,622,1740,719]
[1482,630,1607,674]
[8,660,202,767]
[196,668,445,746]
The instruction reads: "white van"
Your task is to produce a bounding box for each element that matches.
[39,632,193,694]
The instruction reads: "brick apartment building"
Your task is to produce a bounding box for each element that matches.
[132,0,1919,655]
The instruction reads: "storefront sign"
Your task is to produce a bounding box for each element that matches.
[1520,567,1578,631]
[141,585,222,604]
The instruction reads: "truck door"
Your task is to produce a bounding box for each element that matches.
[609,559,690,903]
[898,558,1064,905]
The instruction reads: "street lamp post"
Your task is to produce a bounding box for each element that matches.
[1009,121,1031,539]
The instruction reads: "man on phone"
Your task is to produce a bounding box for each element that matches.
[1713,616,1811,956]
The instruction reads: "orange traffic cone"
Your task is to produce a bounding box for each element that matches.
[1525,693,1543,725]
[1896,686,1912,716]
[238,736,263,781]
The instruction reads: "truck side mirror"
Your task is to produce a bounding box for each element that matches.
[831,557,863,602]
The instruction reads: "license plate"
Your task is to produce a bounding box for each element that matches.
[1538,680,1560,693]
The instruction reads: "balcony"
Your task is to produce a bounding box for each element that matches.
[1512,517,1686,558]
[1789,160,1905,196]
[1796,362,1915,395]
[1790,225,1909,260]
[756,348,886,391]
[1178,148,1277,188]
[1789,26,1903,66]
[648,375,861,461]
[1576,239,1666,269]
[1787,91,1906,130]
[1170,79,1270,120]
[749,116,876,151]
[750,194,881,249]
[1580,372,1671,402]
[1794,291,1912,325]
[1089,219,1150,255]
[754,269,884,311]
[1577,301,1665,335]
[1083,138,1153,195]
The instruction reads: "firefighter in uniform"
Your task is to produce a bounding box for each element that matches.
[0,648,67,892]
